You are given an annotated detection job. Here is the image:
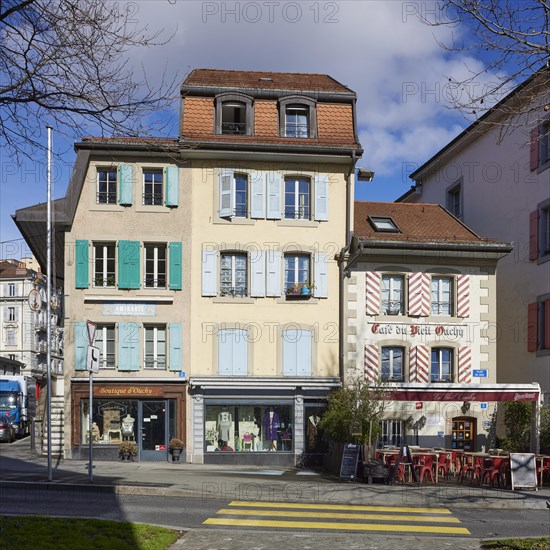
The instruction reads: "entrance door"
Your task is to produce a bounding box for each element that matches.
[139,400,168,461]
[451,417,476,451]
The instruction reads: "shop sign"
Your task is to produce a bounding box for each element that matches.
[483,420,491,430]
[370,323,464,338]
[95,385,164,397]
[388,390,539,402]
[102,302,156,316]
[415,402,423,409]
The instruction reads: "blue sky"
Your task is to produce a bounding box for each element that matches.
[0,1,504,259]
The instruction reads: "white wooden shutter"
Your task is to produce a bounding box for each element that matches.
[266,172,282,219]
[266,250,282,297]
[314,174,329,221]
[250,250,266,297]
[250,172,266,218]
[201,248,217,296]
[313,253,328,298]
[219,171,234,218]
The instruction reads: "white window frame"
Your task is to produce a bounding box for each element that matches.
[285,105,309,138]
[143,170,163,206]
[431,347,453,382]
[144,243,167,288]
[220,252,247,297]
[8,283,16,297]
[7,306,16,322]
[93,243,116,287]
[381,275,404,315]
[431,276,453,316]
[447,182,462,218]
[95,325,115,369]
[144,325,166,370]
[97,169,117,204]
[381,347,404,382]
[233,173,248,218]
[284,253,311,293]
[380,419,404,447]
[284,177,311,220]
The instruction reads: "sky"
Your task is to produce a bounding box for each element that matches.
[0,0,505,260]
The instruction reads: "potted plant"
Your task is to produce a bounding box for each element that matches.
[287,284,301,295]
[119,441,137,462]
[301,283,314,296]
[169,437,184,462]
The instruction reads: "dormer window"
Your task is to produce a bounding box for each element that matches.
[279,96,317,138]
[215,93,253,136]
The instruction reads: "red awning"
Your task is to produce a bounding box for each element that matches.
[388,389,538,402]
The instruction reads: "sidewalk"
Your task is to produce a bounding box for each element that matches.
[1,438,549,510]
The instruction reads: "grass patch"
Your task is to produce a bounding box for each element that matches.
[481,538,550,550]
[0,516,181,550]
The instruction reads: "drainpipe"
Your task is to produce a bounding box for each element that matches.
[338,152,358,382]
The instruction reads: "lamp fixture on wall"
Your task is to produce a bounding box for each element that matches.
[461,401,471,414]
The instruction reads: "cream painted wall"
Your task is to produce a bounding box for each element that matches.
[188,161,351,379]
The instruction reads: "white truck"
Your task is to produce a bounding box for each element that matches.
[0,375,37,437]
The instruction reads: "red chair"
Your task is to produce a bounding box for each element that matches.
[457,453,475,484]
[414,454,435,483]
[437,453,451,479]
[479,458,498,486]
[536,457,550,486]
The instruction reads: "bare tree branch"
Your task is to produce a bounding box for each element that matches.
[0,0,179,162]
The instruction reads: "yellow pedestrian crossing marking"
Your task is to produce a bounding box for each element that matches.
[217,508,461,523]
[202,500,471,536]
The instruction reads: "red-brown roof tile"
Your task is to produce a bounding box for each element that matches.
[183,69,354,94]
[354,202,500,244]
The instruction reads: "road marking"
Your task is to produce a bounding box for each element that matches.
[203,517,470,535]
[216,508,461,523]
[202,501,471,535]
[228,500,452,514]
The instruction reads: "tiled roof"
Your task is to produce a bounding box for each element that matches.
[79,137,178,146]
[354,202,500,244]
[183,69,354,94]
[180,133,360,148]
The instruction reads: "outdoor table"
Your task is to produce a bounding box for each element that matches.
[411,452,439,483]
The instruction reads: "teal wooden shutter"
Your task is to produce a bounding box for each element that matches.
[314,175,329,221]
[74,321,87,371]
[75,240,89,289]
[296,330,312,376]
[218,329,233,375]
[283,329,298,376]
[314,252,328,298]
[250,250,265,297]
[118,322,140,371]
[165,166,179,207]
[118,240,140,289]
[169,323,182,372]
[169,242,182,290]
[233,329,248,375]
[219,171,234,217]
[250,172,266,218]
[266,172,282,219]
[118,165,133,206]
[201,248,217,296]
[266,250,282,297]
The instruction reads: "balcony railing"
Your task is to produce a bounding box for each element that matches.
[143,192,163,206]
[144,276,167,288]
[97,192,117,204]
[381,300,403,316]
[285,123,309,138]
[283,207,310,220]
[220,286,247,298]
[144,359,166,370]
[221,122,246,135]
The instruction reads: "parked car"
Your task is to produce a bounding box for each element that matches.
[0,414,16,443]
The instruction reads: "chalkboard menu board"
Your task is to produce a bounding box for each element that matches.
[510,453,538,491]
[339,443,360,482]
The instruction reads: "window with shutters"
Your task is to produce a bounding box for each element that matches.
[144,244,167,288]
[218,172,250,219]
[143,170,163,205]
[431,348,453,382]
[220,253,247,297]
[97,169,117,204]
[431,276,453,316]
[381,347,404,382]
[144,325,166,369]
[540,120,550,168]
[532,199,550,262]
[218,328,248,375]
[93,243,116,287]
[531,294,550,354]
[381,275,404,315]
[96,325,115,369]
[284,177,310,220]
[284,253,310,295]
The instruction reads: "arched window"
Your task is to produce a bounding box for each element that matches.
[279,96,317,138]
[215,93,253,135]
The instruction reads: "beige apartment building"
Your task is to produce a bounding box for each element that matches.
[398,69,550,404]
[15,69,363,463]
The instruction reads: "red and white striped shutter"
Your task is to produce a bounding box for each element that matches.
[365,272,381,315]
[530,127,539,171]
[527,302,538,352]
[456,274,470,318]
[529,210,539,261]
[408,272,430,316]
[457,346,472,384]
[409,345,430,383]
[364,345,379,383]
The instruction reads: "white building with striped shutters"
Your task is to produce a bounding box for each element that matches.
[343,202,537,452]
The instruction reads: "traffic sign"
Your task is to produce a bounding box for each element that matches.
[472,369,488,378]
[87,346,100,374]
[480,403,488,409]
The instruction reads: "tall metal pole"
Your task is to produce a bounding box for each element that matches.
[46,126,53,482]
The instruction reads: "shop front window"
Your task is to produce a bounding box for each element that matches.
[204,403,293,453]
[81,399,138,445]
